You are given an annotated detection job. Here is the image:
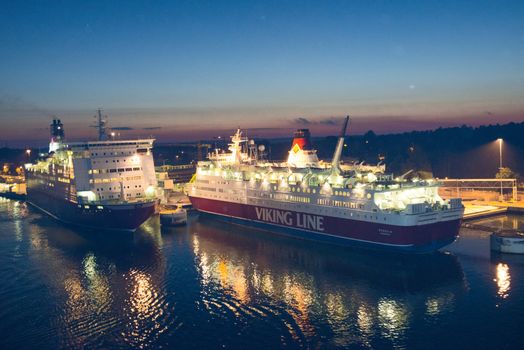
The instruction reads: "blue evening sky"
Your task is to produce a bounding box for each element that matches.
[1,0,523,144]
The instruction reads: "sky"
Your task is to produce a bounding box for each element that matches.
[1,0,523,146]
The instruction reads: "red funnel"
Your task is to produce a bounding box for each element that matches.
[291,129,313,152]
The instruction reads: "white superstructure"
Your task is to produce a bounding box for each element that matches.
[69,139,157,203]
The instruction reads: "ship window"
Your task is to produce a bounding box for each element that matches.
[118,168,124,172]
[110,169,117,173]
[126,168,132,171]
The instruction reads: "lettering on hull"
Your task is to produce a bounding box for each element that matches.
[255,207,324,232]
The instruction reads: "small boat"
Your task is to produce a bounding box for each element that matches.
[160,206,187,226]
[490,230,524,254]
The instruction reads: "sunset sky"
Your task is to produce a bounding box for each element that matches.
[1,0,523,146]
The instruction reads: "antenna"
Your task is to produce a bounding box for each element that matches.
[91,108,109,141]
[330,116,350,176]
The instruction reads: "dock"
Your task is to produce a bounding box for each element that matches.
[463,201,524,221]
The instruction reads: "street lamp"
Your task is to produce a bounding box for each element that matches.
[498,138,503,169]
[497,138,503,199]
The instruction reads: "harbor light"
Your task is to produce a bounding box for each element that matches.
[145,185,156,197]
[497,138,503,169]
[497,138,503,198]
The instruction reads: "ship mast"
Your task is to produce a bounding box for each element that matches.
[95,108,108,141]
[330,116,350,176]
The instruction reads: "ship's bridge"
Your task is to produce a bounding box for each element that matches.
[68,139,158,203]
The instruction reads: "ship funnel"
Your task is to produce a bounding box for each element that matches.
[291,129,313,152]
[49,118,65,153]
[330,116,350,176]
[287,128,320,167]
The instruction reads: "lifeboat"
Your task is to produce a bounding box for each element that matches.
[490,230,524,254]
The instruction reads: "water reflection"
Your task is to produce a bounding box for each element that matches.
[3,200,503,349]
[190,217,467,348]
[494,263,511,299]
[474,214,524,231]
[20,211,173,349]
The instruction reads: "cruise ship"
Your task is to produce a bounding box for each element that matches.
[25,112,158,231]
[188,117,464,253]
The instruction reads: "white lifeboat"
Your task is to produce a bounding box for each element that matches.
[490,230,524,254]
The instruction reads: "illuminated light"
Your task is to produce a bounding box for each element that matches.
[77,191,97,202]
[425,298,441,316]
[145,185,156,197]
[377,299,409,340]
[366,173,377,182]
[494,263,511,299]
[261,274,274,295]
[322,182,332,195]
[326,293,348,322]
[357,305,373,336]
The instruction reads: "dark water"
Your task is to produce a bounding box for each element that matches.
[0,199,523,349]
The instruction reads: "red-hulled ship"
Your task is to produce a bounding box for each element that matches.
[188,117,464,253]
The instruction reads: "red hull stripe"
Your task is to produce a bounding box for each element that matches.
[189,197,461,248]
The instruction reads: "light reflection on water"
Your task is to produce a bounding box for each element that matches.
[494,263,511,299]
[0,201,523,349]
[189,218,467,348]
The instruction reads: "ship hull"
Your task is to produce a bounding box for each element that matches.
[27,189,156,232]
[189,197,461,253]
